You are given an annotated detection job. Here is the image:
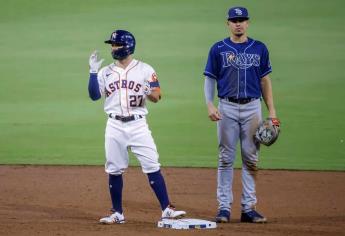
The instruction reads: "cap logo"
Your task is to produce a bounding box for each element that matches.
[234,8,242,15]
[111,32,117,39]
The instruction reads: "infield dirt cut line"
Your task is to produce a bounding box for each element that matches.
[0,165,344,236]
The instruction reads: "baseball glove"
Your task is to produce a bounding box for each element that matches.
[254,118,281,146]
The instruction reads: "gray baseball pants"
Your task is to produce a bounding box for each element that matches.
[217,98,262,213]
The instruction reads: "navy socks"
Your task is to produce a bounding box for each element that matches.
[108,171,169,213]
[147,170,170,210]
[109,174,123,214]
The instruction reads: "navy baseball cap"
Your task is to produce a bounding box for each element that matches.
[227,7,249,20]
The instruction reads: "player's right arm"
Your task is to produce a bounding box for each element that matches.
[88,51,104,101]
[88,73,101,101]
[204,44,221,121]
[204,77,221,121]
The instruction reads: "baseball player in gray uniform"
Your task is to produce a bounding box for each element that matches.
[203,7,279,223]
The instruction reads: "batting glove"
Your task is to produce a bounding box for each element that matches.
[89,50,104,73]
[143,80,152,95]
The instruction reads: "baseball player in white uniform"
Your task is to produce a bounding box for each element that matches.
[88,29,186,224]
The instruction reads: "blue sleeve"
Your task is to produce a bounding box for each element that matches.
[88,73,101,101]
[203,45,219,80]
[260,45,272,78]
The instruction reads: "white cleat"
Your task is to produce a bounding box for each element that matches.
[99,212,125,224]
[161,205,186,219]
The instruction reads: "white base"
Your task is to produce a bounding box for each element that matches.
[157,218,217,229]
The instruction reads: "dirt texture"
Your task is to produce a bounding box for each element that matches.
[0,165,344,236]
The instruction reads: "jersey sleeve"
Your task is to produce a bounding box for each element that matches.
[146,65,160,89]
[260,45,272,78]
[97,68,106,95]
[203,44,219,80]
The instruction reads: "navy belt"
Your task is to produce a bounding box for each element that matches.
[226,97,258,104]
[109,114,143,122]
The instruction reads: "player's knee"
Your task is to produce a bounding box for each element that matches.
[243,159,258,172]
[241,148,259,171]
[218,155,234,168]
[218,146,236,167]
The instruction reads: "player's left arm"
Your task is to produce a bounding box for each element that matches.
[144,72,161,103]
[261,75,277,118]
[147,87,161,103]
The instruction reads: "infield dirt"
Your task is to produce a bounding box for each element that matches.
[0,166,344,236]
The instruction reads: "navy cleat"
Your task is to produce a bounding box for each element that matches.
[241,210,267,223]
[215,210,230,223]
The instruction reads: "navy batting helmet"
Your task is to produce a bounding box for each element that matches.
[104,30,136,60]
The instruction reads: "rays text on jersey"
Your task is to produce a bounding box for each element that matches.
[221,51,260,69]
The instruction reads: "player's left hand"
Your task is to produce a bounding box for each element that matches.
[143,80,152,95]
[254,118,281,146]
[270,117,280,127]
[89,50,104,73]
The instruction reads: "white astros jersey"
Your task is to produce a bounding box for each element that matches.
[96,59,161,175]
[97,59,158,116]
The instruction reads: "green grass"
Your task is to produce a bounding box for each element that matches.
[0,0,345,170]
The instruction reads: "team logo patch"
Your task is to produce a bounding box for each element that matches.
[111,32,117,40]
[227,53,235,61]
[234,8,242,15]
[151,73,158,82]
